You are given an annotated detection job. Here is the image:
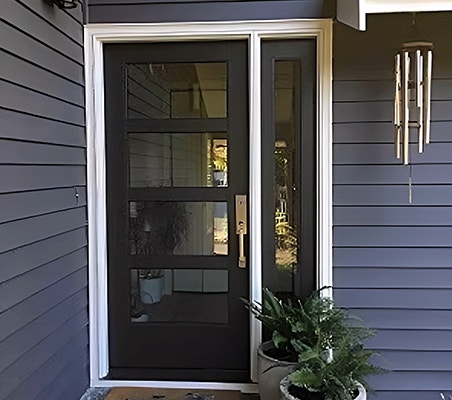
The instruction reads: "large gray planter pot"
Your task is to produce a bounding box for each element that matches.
[257,341,297,400]
[279,376,367,400]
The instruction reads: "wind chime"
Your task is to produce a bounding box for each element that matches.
[394,41,433,165]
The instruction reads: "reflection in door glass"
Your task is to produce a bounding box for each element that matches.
[128,133,228,187]
[130,268,229,324]
[129,201,228,255]
[272,60,300,294]
[127,63,227,119]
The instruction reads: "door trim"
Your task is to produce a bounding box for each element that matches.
[84,18,333,388]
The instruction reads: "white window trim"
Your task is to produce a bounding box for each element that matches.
[84,18,332,390]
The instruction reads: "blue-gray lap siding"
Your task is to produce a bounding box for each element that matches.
[87,0,329,23]
[0,1,88,400]
[333,12,452,399]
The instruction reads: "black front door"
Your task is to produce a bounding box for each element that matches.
[104,41,249,381]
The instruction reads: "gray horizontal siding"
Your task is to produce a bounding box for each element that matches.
[0,207,87,254]
[0,273,87,373]
[0,248,87,314]
[334,165,452,184]
[350,309,452,330]
[0,139,85,165]
[0,1,87,400]
[334,268,452,289]
[334,121,452,143]
[0,227,87,283]
[334,143,452,164]
[334,79,452,102]
[1,49,84,106]
[1,0,83,63]
[0,165,86,193]
[334,226,452,247]
[0,79,84,125]
[333,12,452,396]
[335,289,452,310]
[0,308,88,399]
[0,188,87,224]
[0,22,83,85]
[87,0,325,23]
[334,185,452,206]
[368,371,452,391]
[375,350,452,371]
[16,330,89,400]
[334,100,452,123]
[334,247,452,268]
[0,109,85,146]
[334,206,452,226]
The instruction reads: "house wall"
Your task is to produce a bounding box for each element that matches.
[84,1,452,398]
[86,0,328,23]
[0,1,88,400]
[333,12,452,399]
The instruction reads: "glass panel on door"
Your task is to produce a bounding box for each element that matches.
[273,60,300,294]
[128,201,228,256]
[128,133,228,187]
[127,62,227,119]
[130,268,229,324]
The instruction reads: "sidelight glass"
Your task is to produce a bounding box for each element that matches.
[128,201,228,256]
[127,63,227,119]
[128,133,228,187]
[272,60,301,294]
[130,268,229,324]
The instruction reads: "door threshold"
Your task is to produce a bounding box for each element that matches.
[91,379,258,393]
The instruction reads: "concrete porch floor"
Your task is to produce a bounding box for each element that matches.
[80,388,260,400]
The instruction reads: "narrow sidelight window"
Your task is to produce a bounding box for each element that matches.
[262,40,316,300]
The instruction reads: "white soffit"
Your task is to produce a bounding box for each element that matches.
[337,0,452,31]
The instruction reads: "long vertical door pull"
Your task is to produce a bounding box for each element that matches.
[235,195,247,268]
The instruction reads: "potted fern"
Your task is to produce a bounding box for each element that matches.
[243,288,356,400]
[244,288,381,400]
[278,295,381,400]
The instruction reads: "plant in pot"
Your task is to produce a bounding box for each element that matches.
[242,288,353,400]
[129,201,188,306]
[138,268,164,304]
[279,298,382,400]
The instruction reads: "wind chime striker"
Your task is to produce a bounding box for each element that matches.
[394,41,433,165]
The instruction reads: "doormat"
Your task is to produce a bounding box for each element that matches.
[104,387,242,400]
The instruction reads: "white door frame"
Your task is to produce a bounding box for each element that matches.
[84,18,333,390]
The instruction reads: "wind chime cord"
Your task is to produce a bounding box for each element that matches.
[408,163,413,205]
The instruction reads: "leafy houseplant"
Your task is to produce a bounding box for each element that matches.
[129,201,188,306]
[281,328,379,400]
[243,288,381,400]
[244,288,351,363]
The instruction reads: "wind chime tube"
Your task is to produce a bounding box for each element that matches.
[424,49,433,145]
[394,53,402,159]
[416,50,424,153]
[403,51,410,165]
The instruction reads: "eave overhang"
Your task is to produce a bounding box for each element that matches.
[337,0,452,31]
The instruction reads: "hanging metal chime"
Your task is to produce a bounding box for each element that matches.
[394,41,433,165]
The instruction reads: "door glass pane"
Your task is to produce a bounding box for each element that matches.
[128,133,228,187]
[127,63,227,119]
[273,60,300,294]
[130,268,229,324]
[129,201,228,255]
